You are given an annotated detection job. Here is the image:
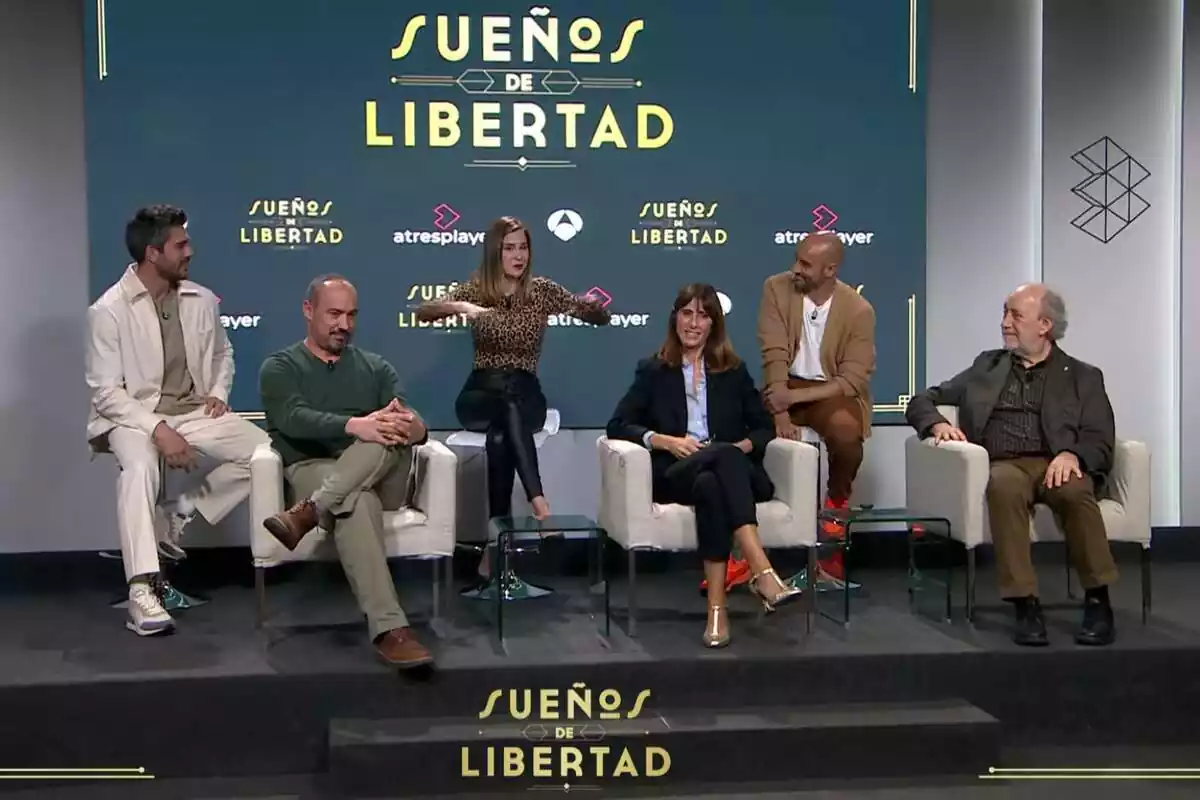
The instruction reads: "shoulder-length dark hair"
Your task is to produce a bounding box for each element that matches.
[656,283,741,373]
[471,215,532,304]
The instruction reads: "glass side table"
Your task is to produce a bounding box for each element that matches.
[809,506,953,627]
[484,515,610,652]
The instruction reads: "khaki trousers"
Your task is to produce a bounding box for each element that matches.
[285,441,413,639]
[985,456,1119,599]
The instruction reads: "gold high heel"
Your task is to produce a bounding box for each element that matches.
[748,567,803,612]
[703,605,729,648]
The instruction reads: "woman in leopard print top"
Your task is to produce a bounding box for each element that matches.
[416,216,610,538]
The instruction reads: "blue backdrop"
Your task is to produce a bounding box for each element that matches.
[84,0,926,429]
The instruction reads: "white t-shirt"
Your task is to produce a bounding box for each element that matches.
[789,295,831,380]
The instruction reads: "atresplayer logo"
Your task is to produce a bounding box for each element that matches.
[240,198,343,249]
[631,199,726,249]
[365,11,673,161]
[462,684,671,782]
[772,205,875,248]
[214,295,262,330]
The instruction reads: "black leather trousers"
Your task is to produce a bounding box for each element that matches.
[455,368,548,518]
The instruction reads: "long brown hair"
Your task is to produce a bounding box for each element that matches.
[470,216,532,304]
[656,283,741,373]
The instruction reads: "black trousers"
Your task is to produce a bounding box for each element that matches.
[656,443,772,562]
[455,368,548,518]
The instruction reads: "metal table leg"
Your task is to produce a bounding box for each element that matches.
[461,535,554,601]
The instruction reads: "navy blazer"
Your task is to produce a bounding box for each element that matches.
[606,356,776,496]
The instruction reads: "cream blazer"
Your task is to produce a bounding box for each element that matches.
[85,265,234,445]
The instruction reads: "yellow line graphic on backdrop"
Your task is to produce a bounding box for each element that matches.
[96,0,108,80]
[908,0,918,92]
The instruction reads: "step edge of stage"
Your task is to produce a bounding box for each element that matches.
[328,698,998,747]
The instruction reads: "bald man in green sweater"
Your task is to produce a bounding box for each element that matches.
[259,274,433,669]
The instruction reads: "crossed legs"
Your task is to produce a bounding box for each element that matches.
[481,399,547,520]
[107,408,269,634]
[786,381,865,580]
[285,442,413,640]
[267,441,434,667]
[662,444,802,647]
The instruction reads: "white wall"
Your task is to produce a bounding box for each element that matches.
[1042,0,1183,527]
[925,0,1043,383]
[0,0,1190,554]
[0,1,114,551]
[1180,0,1200,525]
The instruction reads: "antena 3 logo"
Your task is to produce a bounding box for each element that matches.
[394,203,485,246]
[240,198,343,250]
[773,205,875,247]
[631,199,727,250]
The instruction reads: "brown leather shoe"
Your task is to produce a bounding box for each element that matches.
[262,499,319,550]
[374,627,434,668]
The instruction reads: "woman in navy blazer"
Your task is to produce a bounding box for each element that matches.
[606,283,803,648]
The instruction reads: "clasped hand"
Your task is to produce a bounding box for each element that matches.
[655,434,704,460]
[351,399,424,446]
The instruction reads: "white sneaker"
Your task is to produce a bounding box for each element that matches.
[126,582,175,636]
[157,509,193,562]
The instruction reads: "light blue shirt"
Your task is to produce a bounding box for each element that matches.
[643,361,709,448]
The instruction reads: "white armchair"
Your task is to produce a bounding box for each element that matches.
[904,405,1152,621]
[597,436,820,635]
[248,441,458,626]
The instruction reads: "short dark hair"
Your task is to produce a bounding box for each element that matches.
[125,204,187,262]
[305,273,353,305]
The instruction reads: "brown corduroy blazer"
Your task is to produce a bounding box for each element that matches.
[756,275,876,438]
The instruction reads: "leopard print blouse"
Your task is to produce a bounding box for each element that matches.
[447,276,607,373]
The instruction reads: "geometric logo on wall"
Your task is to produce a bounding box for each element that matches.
[1070,136,1150,244]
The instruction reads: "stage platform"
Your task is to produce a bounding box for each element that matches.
[1,544,1199,798]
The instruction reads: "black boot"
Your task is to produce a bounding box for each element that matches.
[1012,596,1049,646]
[1075,587,1116,646]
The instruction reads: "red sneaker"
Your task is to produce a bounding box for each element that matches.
[699,557,751,596]
[818,549,845,581]
[821,496,850,539]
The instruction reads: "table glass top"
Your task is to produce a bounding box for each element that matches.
[819,506,950,524]
[489,514,601,534]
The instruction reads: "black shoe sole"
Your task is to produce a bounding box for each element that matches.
[1014,634,1050,647]
[1074,633,1116,646]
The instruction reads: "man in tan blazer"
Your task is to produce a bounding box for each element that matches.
[757,233,876,580]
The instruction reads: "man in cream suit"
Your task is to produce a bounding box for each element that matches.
[86,205,268,636]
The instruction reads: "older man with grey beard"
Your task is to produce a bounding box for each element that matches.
[906,284,1118,648]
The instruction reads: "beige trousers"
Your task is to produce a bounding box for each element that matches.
[285,441,414,639]
[107,408,270,581]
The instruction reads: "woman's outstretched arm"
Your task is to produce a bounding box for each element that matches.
[415,281,479,322]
